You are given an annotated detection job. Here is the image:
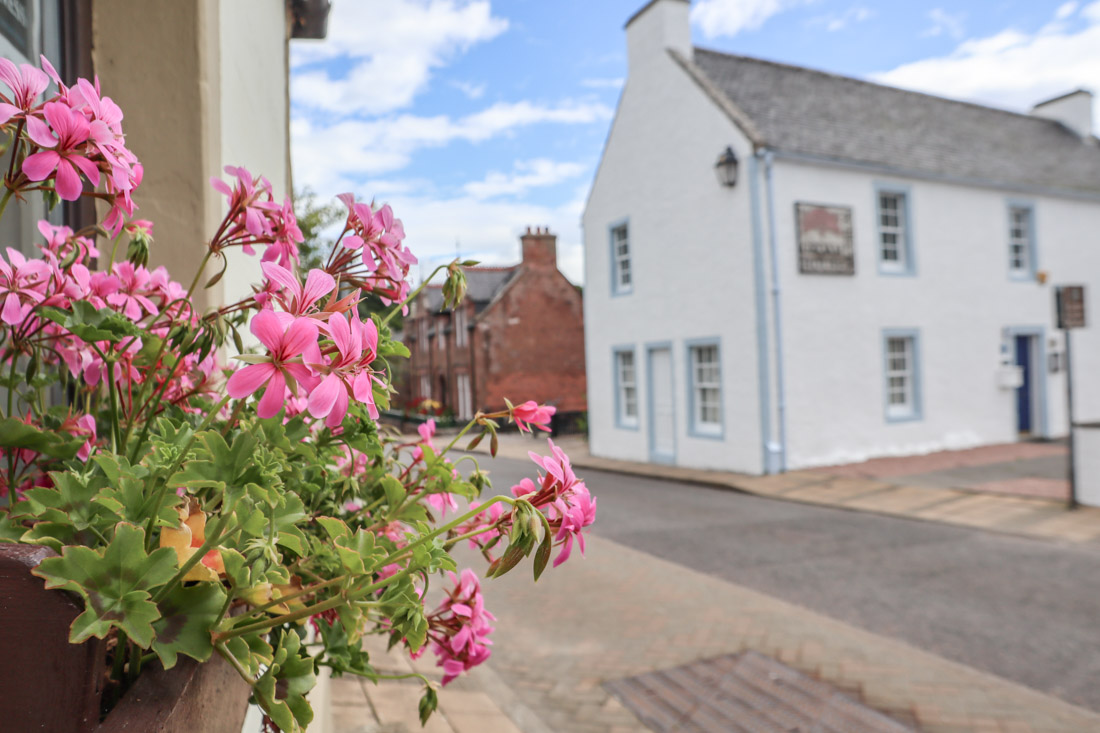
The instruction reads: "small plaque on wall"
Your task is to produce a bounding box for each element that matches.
[795,203,855,275]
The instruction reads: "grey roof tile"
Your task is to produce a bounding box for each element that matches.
[421,266,519,313]
[692,48,1100,195]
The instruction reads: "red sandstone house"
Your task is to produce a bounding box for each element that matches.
[403,227,586,427]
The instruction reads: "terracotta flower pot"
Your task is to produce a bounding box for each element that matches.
[0,544,250,733]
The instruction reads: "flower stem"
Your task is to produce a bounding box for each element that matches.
[379,264,448,328]
[0,187,14,223]
[216,642,257,686]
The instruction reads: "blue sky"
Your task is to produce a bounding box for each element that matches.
[290,0,1095,284]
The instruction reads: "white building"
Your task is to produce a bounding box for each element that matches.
[583,0,1100,475]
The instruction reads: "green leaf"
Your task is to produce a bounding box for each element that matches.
[488,540,529,579]
[533,534,552,582]
[381,475,405,509]
[223,633,274,678]
[0,511,27,542]
[419,687,439,726]
[151,582,227,668]
[315,516,350,541]
[32,523,179,647]
[254,632,316,733]
[334,529,381,575]
[379,339,410,358]
[0,417,83,459]
[219,548,252,589]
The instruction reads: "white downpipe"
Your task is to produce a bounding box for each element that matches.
[763,150,788,472]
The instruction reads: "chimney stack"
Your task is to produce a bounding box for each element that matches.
[626,0,691,75]
[520,226,557,270]
[1031,89,1094,140]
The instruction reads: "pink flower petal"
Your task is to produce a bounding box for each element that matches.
[257,371,287,419]
[24,116,56,147]
[261,261,298,292]
[302,269,335,306]
[1,292,23,325]
[282,317,319,357]
[226,362,274,399]
[53,158,82,200]
[21,150,58,181]
[249,309,285,353]
[307,373,343,419]
[325,387,349,429]
[70,154,100,188]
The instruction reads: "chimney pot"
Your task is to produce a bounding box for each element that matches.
[520,226,557,270]
[1031,89,1094,140]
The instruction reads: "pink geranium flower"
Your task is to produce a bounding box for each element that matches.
[514,440,596,568]
[211,165,274,243]
[511,400,555,433]
[23,101,101,200]
[261,262,334,316]
[426,569,495,685]
[227,310,320,418]
[0,58,48,123]
[0,247,48,325]
[307,310,381,427]
[411,418,436,461]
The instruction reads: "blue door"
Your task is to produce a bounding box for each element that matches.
[1015,335,1032,433]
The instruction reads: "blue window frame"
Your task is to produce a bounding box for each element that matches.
[1007,201,1038,281]
[612,346,639,430]
[874,183,915,276]
[882,328,922,422]
[686,338,723,438]
[609,219,632,296]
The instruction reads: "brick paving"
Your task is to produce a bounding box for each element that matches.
[333,532,1100,733]
[816,442,1068,480]
[475,535,1100,732]
[331,434,1100,732]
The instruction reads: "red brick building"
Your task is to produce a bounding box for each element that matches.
[403,227,586,423]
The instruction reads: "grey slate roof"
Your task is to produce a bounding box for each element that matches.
[690,48,1100,196]
[422,266,519,313]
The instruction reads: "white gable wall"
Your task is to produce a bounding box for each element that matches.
[770,158,1100,468]
[583,38,763,472]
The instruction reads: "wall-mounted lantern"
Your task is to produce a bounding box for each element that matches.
[714,146,739,188]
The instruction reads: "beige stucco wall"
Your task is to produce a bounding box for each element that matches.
[218,0,292,310]
[91,0,291,312]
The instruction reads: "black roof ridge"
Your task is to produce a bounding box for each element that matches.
[692,46,1066,131]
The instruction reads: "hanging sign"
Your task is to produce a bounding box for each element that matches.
[795,203,855,275]
[1056,285,1086,329]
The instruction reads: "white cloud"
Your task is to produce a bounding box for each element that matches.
[290,100,612,195]
[922,8,966,40]
[691,0,806,39]
[580,77,624,90]
[391,191,588,284]
[291,0,507,116]
[1057,2,1079,20]
[450,80,486,99]
[463,159,587,200]
[871,1,1100,131]
[812,6,874,32]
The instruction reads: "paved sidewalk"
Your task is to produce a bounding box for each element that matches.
[476,535,1100,733]
[468,433,1100,546]
[331,633,533,733]
[332,533,1100,733]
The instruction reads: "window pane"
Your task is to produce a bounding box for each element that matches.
[624,386,637,417]
[692,346,722,428]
